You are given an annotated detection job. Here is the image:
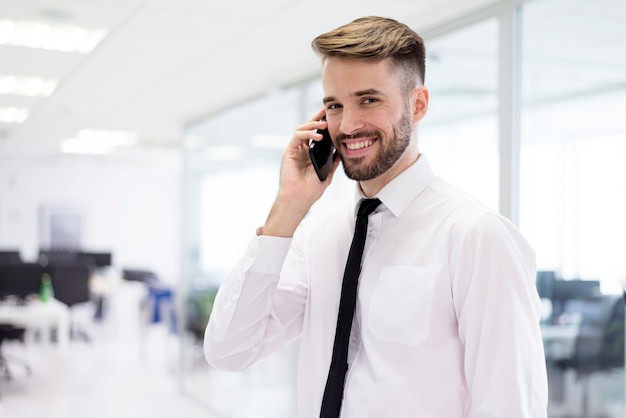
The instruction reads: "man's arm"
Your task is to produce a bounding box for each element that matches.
[452,213,548,417]
[204,110,340,370]
[204,233,305,370]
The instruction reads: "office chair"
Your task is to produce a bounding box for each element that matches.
[122,268,159,284]
[0,324,32,380]
[50,264,95,342]
[122,269,174,328]
[556,294,625,417]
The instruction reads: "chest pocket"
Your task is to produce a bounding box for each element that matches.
[368,265,438,346]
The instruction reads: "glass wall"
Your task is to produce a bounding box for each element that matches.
[180,86,303,417]
[180,1,626,416]
[421,18,500,211]
[520,0,626,416]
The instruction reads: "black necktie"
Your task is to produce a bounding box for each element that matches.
[320,198,381,418]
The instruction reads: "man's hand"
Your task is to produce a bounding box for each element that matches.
[259,109,340,237]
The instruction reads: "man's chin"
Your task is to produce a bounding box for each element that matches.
[342,163,381,182]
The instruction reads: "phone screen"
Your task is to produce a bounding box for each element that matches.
[309,122,336,181]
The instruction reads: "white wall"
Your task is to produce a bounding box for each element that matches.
[0,151,182,284]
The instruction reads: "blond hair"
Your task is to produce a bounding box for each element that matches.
[311,16,426,92]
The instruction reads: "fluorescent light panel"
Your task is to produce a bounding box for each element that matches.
[60,129,138,155]
[0,19,108,53]
[0,106,30,124]
[0,74,58,97]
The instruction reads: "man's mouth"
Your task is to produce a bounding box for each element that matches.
[345,139,376,150]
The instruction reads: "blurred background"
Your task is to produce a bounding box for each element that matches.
[1,0,625,417]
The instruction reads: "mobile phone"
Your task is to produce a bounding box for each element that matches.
[309,119,336,181]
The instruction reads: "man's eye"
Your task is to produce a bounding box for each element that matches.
[327,103,341,110]
[363,98,378,104]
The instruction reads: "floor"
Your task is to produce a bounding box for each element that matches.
[0,322,212,418]
[0,279,298,418]
[179,340,298,418]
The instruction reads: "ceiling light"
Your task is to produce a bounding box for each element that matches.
[39,9,75,20]
[0,19,108,53]
[0,74,58,97]
[0,106,30,124]
[60,129,138,155]
[77,129,138,146]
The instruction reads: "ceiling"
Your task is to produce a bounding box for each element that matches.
[0,0,505,161]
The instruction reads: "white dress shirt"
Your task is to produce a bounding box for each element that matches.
[204,155,548,417]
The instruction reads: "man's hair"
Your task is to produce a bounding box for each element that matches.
[311,16,426,92]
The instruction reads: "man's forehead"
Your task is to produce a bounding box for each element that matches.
[321,58,397,97]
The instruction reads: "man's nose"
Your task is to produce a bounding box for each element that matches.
[339,107,365,136]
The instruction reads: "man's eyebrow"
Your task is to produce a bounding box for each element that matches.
[354,88,384,97]
[323,89,384,104]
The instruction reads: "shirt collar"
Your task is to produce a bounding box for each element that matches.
[353,154,435,217]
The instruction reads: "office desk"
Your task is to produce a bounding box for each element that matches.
[0,298,70,352]
[542,324,580,403]
[542,324,580,340]
[542,324,579,360]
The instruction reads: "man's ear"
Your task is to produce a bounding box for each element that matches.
[412,86,429,123]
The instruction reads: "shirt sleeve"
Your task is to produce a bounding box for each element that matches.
[451,212,548,417]
[203,232,308,371]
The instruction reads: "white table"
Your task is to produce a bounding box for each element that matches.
[541,324,579,360]
[0,298,70,352]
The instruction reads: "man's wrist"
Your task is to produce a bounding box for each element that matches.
[258,199,310,237]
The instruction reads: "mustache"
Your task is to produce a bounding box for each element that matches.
[335,130,381,142]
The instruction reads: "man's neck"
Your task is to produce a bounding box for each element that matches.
[358,152,421,198]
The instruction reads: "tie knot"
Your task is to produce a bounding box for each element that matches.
[357,198,381,217]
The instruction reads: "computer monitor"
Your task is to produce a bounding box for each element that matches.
[536,270,556,299]
[0,250,22,265]
[38,250,79,266]
[550,279,601,317]
[78,252,112,267]
[0,263,48,301]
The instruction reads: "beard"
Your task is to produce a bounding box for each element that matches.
[338,109,413,181]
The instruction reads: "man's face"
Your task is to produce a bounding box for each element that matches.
[321,57,418,182]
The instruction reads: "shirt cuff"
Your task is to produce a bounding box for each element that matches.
[241,233,292,274]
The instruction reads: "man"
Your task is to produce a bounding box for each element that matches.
[204,16,548,417]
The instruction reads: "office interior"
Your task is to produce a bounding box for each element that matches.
[0,0,625,417]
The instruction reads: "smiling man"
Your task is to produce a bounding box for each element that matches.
[204,16,548,418]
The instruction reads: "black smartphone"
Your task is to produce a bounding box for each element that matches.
[309,119,336,181]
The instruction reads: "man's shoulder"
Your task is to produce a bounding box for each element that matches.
[422,177,493,218]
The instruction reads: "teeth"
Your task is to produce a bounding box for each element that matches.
[346,140,374,150]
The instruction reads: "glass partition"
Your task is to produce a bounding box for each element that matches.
[180,86,303,417]
[421,18,500,211]
[520,0,626,416]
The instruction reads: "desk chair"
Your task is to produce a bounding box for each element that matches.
[50,264,94,342]
[556,294,625,417]
[0,324,31,380]
[122,269,159,284]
